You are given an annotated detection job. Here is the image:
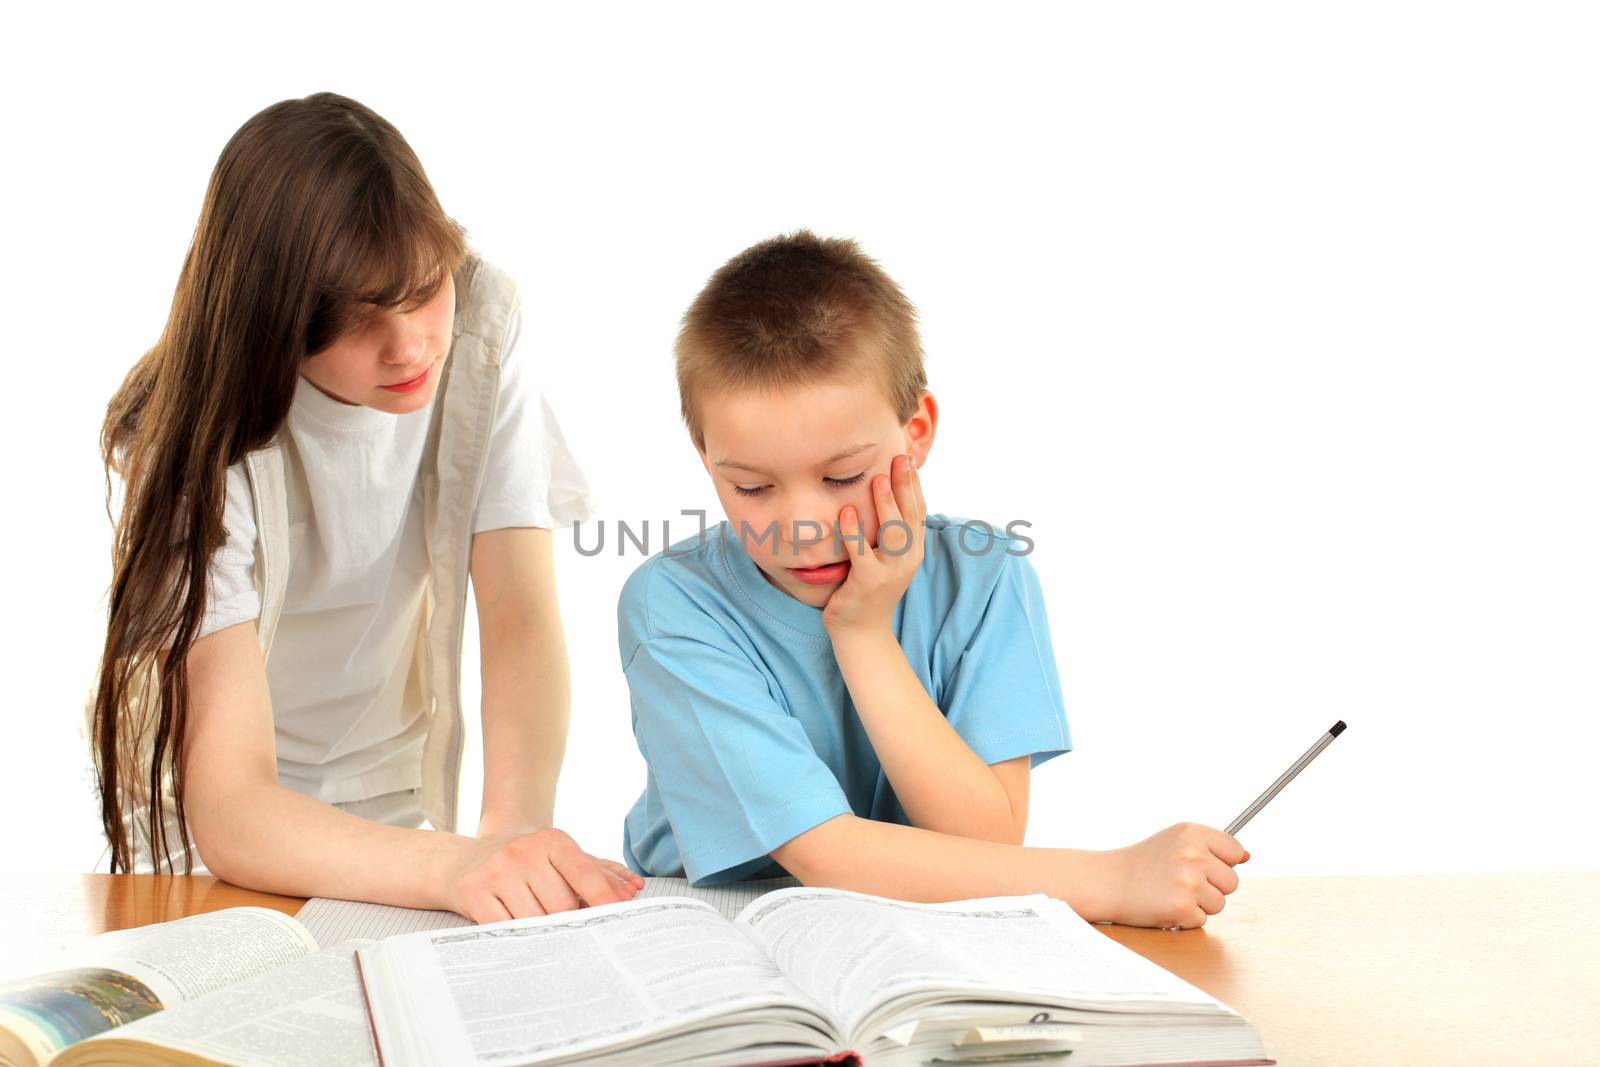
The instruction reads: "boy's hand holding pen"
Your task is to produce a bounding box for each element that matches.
[1098,720,1347,930]
[1092,823,1250,930]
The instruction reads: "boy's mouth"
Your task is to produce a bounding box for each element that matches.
[788,561,851,585]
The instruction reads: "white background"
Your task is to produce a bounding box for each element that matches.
[2,2,1595,880]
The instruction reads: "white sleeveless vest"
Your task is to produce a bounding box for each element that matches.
[101,253,517,869]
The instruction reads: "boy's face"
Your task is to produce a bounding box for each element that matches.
[300,272,456,414]
[697,373,937,609]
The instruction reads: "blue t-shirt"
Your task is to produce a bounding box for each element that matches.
[618,514,1072,884]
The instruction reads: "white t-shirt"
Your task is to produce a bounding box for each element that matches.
[197,310,596,804]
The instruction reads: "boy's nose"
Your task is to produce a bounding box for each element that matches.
[779,496,842,561]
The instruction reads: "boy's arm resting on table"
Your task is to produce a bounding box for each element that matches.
[179,619,636,920]
[771,813,1251,930]
[772,813,1106,915]
[624,618,1248,928]
[831,625,1031,844]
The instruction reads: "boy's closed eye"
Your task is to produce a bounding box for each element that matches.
[732,472,867,497]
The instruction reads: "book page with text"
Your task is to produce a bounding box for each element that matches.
[0,908,318,1065]
[58,944,375,1067]
[738,890,1226,1040]
[59,908,317,1009]
[360,897,834,1067]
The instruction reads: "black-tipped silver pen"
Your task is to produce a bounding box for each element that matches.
[1225,720,1347,837]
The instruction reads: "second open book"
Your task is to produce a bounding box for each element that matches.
[357,885,1271,1067]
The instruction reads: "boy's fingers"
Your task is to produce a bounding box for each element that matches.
[1207,828,1248,865]
[874,472,903,528]
[891,453,912,497]
[893,455,921,526]
[1206,857,1240,896]
[840,506,869,564]
[901,456,927,559]
[1198,883,1227,916]
[877,473,922,558]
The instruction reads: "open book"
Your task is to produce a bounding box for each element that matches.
[0,907,375,1067]
[358,887,1272,1067]
[0,877,793,1067]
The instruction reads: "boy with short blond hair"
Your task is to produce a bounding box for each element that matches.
[619,231,1248,929]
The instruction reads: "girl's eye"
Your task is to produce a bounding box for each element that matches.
[731,472,866,498]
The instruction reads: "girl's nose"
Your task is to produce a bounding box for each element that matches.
[378,311,429,365]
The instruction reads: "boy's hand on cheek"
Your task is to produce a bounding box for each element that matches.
[822,454,926,639]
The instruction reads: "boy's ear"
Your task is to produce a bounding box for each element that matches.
[904,390,939,469]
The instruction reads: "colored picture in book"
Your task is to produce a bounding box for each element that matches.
[0,968,162,1048]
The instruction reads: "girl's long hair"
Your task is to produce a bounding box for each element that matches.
[95,92,468,872]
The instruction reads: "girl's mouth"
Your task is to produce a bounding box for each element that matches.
[381,363,432,393]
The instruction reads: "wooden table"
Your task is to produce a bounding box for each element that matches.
[5,873,1597,1065]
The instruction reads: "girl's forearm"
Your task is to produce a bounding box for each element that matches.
[830,626,1021,842]
[477,620,571,834]
[773,814,1113,920]
[190,780,470,908]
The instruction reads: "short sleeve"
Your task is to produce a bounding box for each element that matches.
[474,309,599,533]
[941,552,1072,768]
[194,463,261,641]
[623,634,853,884]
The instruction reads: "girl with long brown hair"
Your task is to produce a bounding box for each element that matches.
[92,91,642,920]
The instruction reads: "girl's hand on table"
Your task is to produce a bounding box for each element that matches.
[445,827,644,922]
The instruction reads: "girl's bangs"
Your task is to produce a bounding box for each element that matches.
[320,202,468,324]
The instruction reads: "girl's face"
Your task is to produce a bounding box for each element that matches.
[300,272,456,414]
